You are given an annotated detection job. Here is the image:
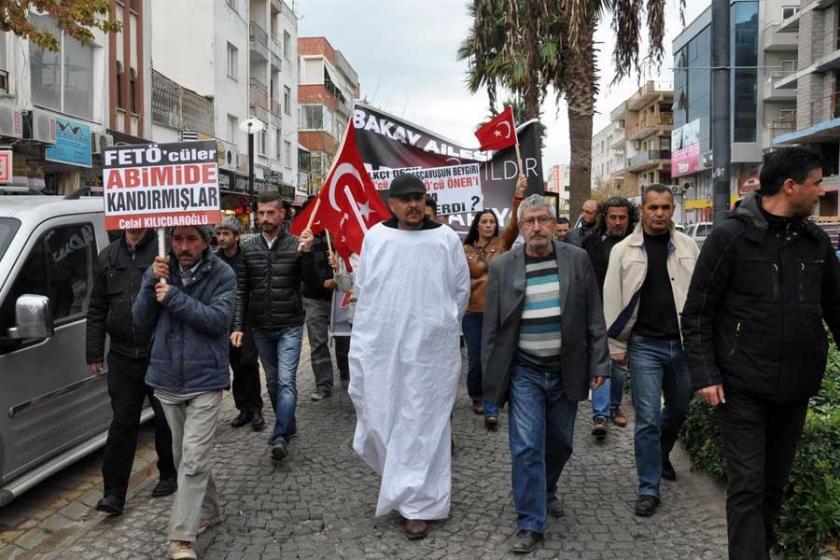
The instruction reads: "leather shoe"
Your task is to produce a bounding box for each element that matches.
[95,495,124,516]
[485,415,499,431]
[635,494,660,517]
[591,416,608,439]
[511,530,543,554]
[251,412,266,432]
[611,406,628,427]
[662,457,677,481]
[152,477,177,498]
[471,402,484,415]
[404,518,428,540]
[271,441,288,462]
[230,412,252,428]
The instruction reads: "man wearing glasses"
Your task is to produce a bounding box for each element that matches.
[482,194,610,554]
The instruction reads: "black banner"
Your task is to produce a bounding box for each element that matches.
[353,101,543,231]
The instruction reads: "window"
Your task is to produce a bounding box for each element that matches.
[227,114,238,143]
[283,31,291,61]
[0,223,96,345]
[129,68,137,113]
[284,141,292,168]
[283,86,291,115]
[782,6,798,19]
[732,1,758,142]
[226,42,238,80]
[258,127,267,155]
[300,104,334,131]
[30,13,94,120]
[276,129,282,160]
[116,61,124,109]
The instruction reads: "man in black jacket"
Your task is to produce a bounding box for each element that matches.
[582,197,637,438]
[682,147,840,559]
[231,192,315,464]
[85,228,177,516]
[216,217,265,431]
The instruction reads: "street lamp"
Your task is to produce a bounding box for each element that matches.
[239,118,265,232]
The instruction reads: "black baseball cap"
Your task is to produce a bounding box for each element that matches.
[389,173,426,198]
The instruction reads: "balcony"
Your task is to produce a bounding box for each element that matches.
[765,73,797,101]
[151,70,213,136]
[627,112,673,141]
[628,81,673,110]
[626,150,671,172]
[762,22,798,52]
[610,129,625,149]
[271,51,282,70]
[809,91,840,128]
[249,77,268,111]
[249,22,269,61]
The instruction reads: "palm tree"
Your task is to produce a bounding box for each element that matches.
[459,0,670,218]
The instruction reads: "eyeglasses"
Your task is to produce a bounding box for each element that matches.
[521,215,554,226]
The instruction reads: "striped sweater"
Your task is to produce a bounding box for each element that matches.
[517,253,563,371]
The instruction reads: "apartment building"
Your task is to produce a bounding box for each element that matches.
[609,81,674,198]
[591,120,626,192]
[545,163,570,212]
[298,37,360,194]
[773,0,840,215]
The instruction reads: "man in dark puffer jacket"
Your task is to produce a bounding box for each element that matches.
[231,192,315,464]
[682,147,840,559]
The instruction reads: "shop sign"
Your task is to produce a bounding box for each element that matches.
[46,117,92,167]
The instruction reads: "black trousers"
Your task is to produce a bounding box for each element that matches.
[102,352,176,502]
[718,390,809,560]
[230,329,262,415]
[334,336,350,380]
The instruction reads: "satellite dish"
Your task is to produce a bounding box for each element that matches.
[239,118,265,133]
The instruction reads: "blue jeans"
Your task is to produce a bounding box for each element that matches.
[509,364,578,533]
[461,312,498,416]
[252,326,303,445]
[628,335,693,498]
[591,361,627,419]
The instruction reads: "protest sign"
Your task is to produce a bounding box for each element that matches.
[353,101,543,232]
[102,141,221,230]
[369,162,483,215]
[329,289,353,337]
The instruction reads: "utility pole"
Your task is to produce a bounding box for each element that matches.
[240,118,265,232]
[711,0,731,226]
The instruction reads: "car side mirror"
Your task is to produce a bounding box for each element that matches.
[7,294,54,339]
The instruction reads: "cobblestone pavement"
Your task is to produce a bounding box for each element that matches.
[10,340,729,559]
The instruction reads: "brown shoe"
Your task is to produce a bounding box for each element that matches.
[404,518,428,540]
[471,402,484,415]
[611,406,628,427]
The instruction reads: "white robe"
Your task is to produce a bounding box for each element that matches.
[348,222,470,520]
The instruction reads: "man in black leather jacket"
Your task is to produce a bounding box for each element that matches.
[85,228,177,516]
[231,192,315,464]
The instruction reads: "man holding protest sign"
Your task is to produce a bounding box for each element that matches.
[348,173,470,540]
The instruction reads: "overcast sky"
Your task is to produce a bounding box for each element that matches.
[298,0,709,171]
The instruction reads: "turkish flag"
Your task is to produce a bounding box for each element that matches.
[291,120,390,265]
[474,106,517,152]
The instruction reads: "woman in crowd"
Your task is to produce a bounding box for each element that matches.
[461,175,525,430]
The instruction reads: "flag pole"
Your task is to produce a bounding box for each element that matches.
[157,228,167,285]
[325,229,334,259]
[298,197,322,252]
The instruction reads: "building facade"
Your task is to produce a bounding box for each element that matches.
[298,37,360,194]
[610,81,674,198]
[591,120,626,192]
[773,0,840,215]
[545,163,570,212]
[672,0,781,223]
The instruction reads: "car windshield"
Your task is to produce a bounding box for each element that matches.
[0,218,19,263]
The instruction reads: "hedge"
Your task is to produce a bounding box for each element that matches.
[679,345,840,559]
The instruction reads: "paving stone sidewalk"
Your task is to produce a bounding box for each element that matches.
[55,344,727,560]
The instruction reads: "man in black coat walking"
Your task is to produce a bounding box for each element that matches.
[86,228,177,516]
[682,147,840,559]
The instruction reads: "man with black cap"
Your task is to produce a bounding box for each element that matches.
[215,217,265,431]
[348,173,470,540]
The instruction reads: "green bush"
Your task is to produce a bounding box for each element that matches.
[680,345,840,559]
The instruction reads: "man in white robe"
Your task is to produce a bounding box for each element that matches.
[348,173,469,540]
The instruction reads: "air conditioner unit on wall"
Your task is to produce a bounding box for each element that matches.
[91,133,113,155]
[0,106,22,139]
[217,141,239,172]
[27,110,57,144]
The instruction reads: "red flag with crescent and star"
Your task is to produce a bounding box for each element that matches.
[474,106,517,152]
[291,120,390,266]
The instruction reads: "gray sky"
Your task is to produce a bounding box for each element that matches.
[297,0,709,171]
